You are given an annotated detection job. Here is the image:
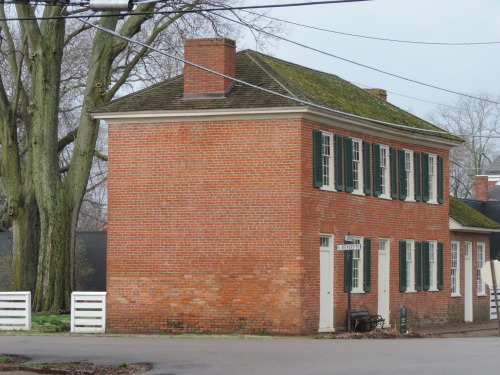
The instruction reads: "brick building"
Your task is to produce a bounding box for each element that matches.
[449,197,500,322]
[94,38,493,334]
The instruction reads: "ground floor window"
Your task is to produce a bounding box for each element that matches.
[477,242,486,295]
[451,241,460,296]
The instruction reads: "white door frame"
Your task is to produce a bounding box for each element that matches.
[319,234,334,332]
[464,242,473,322]
[377,238,390,327]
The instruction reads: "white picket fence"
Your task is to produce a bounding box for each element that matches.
[71,292,107,333]
[0,291,31,331]
[490,288,500,320]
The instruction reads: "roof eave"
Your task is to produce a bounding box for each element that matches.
[93,105,460,149]
[449,217,500,233]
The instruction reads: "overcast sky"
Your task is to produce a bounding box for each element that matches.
[238,0,500,122]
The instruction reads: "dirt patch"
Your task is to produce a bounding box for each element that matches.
[0,355,151,375]
[317,328,427,339]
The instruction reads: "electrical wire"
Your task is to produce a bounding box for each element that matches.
[81,19,461,138]
[214,12,500,106]
[0,0,371,21]
[243,10,500,46]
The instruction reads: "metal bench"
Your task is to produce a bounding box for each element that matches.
[348,307,385,332]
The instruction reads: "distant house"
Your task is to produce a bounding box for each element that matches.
[449,197,500,322]
[94,38,477,334]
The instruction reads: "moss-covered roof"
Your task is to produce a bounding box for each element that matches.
[94,50,460,141]
[449,196,500,229]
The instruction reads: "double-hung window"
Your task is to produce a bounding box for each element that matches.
[428,154,438,203]
[399,240,415,292]
[321,132,334,189]
[428,241,438,290]
[352,139,364,195]
[352,236,364,292]
[313,130,341,190]
[380,146,390,198]
[477,242,486,295]
[451,241,460,296]
[404,150,415,201]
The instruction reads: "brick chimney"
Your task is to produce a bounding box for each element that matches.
[183,38,236,99]
[472,175,489,201]
[364,88,387,101]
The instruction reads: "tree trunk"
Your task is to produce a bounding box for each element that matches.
[10,191,40,293]
[33,198,72,311]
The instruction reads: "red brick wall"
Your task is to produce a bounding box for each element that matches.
[183,38,236,96]
[107,118,305,334]
[107,115,456,334]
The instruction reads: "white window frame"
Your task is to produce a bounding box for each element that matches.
[428,240,438,291]
[405,240,416,293]
[380,145,391,199]
[404,150,415,201]
[428,154,438,204]
[477,242,486,296]
[320,132,335,191]
[352,236,364,293]
[352,139,364,195]
[451,241,461,296]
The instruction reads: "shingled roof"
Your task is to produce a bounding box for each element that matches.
[93,50,460,141]
[449,196,500,229]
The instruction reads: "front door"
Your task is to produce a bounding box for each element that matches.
[464,242,473,322]
[319,235,334,332]
[378,239,390,326]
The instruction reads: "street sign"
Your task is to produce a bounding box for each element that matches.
[344,234,354,243]
[337,244,361,251]
[481,260,500,287]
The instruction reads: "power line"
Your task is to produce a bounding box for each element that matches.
[0,0,371,21]
[244,10,500,46]
[82,19,459,139]
[214,13,500,106]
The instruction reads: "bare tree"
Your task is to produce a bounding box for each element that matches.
[0,1,280,311]
[429,93,500,198]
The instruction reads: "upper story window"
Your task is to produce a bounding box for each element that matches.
[313,130,342,191]
[404,150,415,201]
[352,139,364,195]
[428,154,437,203]
[321,132,334,189]
[380,145,390,199]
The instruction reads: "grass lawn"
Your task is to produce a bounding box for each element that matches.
[31,313,70,333]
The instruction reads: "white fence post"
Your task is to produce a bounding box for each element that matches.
[490,287,500,320]
[71,292,107,333]
[0,292,31,331]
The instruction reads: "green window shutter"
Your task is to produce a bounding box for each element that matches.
[423,241,430,290]
[344,250,353,292]
[414,152,422,201]
[372,144,381,196]
[398,149,407,200]
[390,148,398,199]
[438,242,444,290]
[437,156,444,204]
[313,130,324,188]
[399,241,407,292]
[344,137,354,193]
[335,135,344,191]
[364,238,371,292]
[363,141,371,195]
[415,242,423,291]
[422,153,429,202]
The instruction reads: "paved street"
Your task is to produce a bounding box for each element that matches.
[1,335,500,375]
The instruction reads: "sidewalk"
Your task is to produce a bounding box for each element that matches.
[410,320,500,337]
